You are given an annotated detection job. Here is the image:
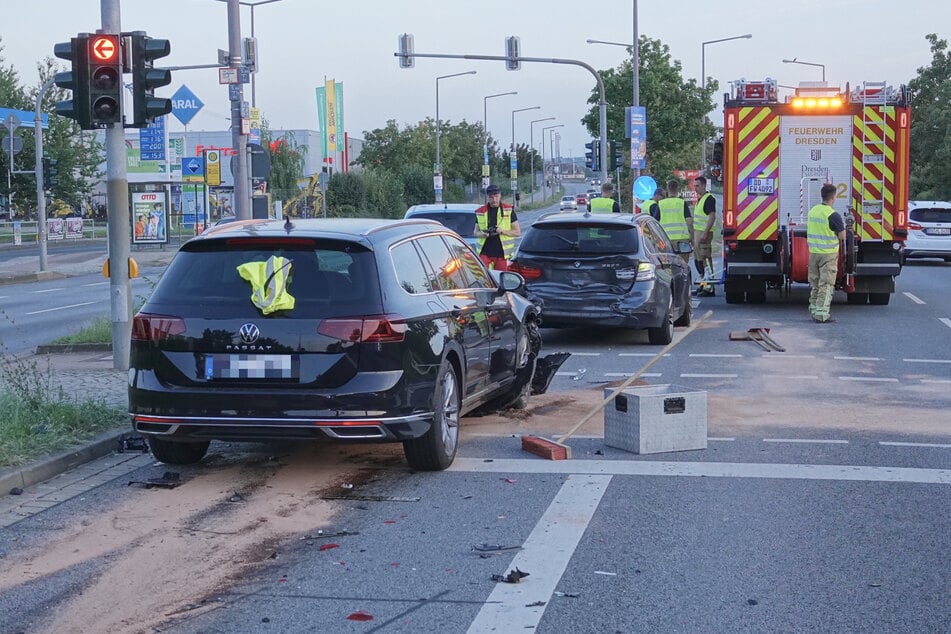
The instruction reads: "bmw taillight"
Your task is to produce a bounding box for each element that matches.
[318,314,407,343]
[509,262,543,280]
[131,313,186,341]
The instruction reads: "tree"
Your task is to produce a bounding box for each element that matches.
[580,36,717,189]
[261,123,307,204]
[908,33,951,200]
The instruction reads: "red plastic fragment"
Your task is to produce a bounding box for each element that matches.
[347,611,374,622]
[319,543,339,552]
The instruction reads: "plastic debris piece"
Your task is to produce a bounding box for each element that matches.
[473,543,522,553]
[228,491,244,502]
[9,487,23,496]
[341,483,354,489]
[127,471,182,489]
[491,567,530,584]
[347,611,374,622]
[502,478,517,484]
[573,368,587,381]
[318,543,339,552]
[593,570,617,576]
[383,520,397,524]
[119,435,148,453]
[554,591,580,598]
[302,530,359,540]
[525,601,546,607]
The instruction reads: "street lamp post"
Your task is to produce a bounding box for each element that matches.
[782,58,826,82]
[482,91,517,190]
[701,33,752,170]
[511,106,540,208]
[216,0,288,108]
[541,124,564,200]
[529,116,555,203]
[434,70,476,203]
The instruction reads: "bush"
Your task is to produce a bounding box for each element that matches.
[400,165,435,208]
[363,169,406,218]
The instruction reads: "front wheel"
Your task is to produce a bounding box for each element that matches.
[147,437,210,465]
[404,360,460,471]
[647,312,673,345]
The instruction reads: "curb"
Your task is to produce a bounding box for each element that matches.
[0,427,135,497]
[0,271,68,286]
[34,343,113,355]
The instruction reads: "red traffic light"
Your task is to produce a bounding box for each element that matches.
[90,35,118,62]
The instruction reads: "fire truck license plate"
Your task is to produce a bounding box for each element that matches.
[747,178,775,195]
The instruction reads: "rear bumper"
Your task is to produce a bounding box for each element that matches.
[529,287,668,329]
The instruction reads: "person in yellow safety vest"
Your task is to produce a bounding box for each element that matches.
[588,182,621,213]
[645,186,664,218]
[658,179,694,262]
[692,176,717,280]
[474,184,520,271]
[807,183,846,324]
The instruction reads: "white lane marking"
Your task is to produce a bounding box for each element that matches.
[467,474,611,634]
[921,379,951,384]
[565,352,600,356]
[25,301,98,315]
[940,318,951,330]
[903,292,926,305]
[764,438,849,445]
[838,376,899,382]
[904,358,951,364]
[449,458,951,485]
[681,373,737,378]
[759,354,816,359]
[708,437,736,442]
[31,287,66,294]
[765,374,819,380]
[619,352,670,357]
[689,353,743,358]
[605,372,661,377]
[879,441,951,449]
[834,356,881,361]
[82,281,110,287]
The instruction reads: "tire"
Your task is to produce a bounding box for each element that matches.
[147,437,210,465]
[869,292,890,305]
[746,291,766,304]
[725,292,744,304]
[673,295,692,327]
[647,312,673,345]
[847,292,868,305]
[404,360,460,471]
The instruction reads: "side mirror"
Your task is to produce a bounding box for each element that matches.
[498,270,525,293]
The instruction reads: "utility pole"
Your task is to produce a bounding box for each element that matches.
[101,0,132,370]
[227,0,251,219]
[34,78,55,272]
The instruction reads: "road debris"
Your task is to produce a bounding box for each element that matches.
[300,530,359,541]
[9,487,23,496]
[554,591,580,598]
[525,601,546,607]
[593,570,617,576]
[127,471,181,489]
[729,327,785,352]
[318,543,339,551]
[346,611,374,622]
[118,435,148,453]
[473,543,522,555]
[321,494,421,502]
[492,567,530,583]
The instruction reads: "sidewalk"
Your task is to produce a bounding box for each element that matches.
[0,244,178,500]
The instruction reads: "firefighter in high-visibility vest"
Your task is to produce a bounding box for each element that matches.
[692,175,717,279]
[474,184,520,271]
[807,183,846,323]
[658,179,694,262]
[588,182,621,213]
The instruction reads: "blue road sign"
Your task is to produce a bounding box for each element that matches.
[171,85,205,126]
[182,156,204,177]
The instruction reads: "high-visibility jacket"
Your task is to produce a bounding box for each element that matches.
[807,203,839,254]
[588,196,614,214]
[658,197,690,241]
[237,255,295,315]
[475,204,515,259]
[693,193,713,232]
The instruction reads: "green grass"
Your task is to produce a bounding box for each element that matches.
[0,354,125,467]
[50,314,113,345]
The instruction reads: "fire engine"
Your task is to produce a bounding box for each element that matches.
[720,78,910,305]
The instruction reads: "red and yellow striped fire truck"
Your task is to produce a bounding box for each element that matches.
[720,78,910,305]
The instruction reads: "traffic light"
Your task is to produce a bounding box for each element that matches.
[47,159,59,187]
[584,140,600,171]
[608,141,623,171]
[129,33,172,127]
[53,35,91,128]
[505,36,521,71]
[87,34,123,126]
[398,33,415,68]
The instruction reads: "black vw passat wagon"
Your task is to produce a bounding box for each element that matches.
[129,217,552,471]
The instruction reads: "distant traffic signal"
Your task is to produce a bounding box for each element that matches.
[584,140,600,171]
[41,157,59,187]
[129,33,172,127]
[87,34,122,126]
[398,33,415,68]
[53,35,91,128]
[608,141,623,171]
[505,36,521,71]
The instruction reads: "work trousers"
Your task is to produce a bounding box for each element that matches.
[808,252,838,320]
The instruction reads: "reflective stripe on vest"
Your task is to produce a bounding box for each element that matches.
[807,203,838,254]
[589,196,614,213]
[475,205,515,259]
[693,193,713,231]
[658,197,690,240]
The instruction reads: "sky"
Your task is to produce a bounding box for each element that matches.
[1,0,947,161]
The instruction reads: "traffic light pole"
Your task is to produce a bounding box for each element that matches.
[34,78,54,273]
[101,0,132,370]
[227,0,251,220]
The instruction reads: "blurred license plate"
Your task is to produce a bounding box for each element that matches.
[925,227,950,235]
[204,354,299,379]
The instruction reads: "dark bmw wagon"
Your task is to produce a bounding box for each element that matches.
[129,217,549,471]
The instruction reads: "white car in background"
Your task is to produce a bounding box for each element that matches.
[904,201,951,263]
[559,195,578,211]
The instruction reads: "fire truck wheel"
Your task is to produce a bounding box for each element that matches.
[725,291,744,304]
[747,291,766,304]
[869,292,890,305]
[847,292,869,305]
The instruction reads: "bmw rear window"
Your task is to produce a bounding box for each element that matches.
[910,207,951,223]
[149,238,382,317]
[519,223,639,254]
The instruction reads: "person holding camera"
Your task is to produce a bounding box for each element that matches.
[474,184,520,271]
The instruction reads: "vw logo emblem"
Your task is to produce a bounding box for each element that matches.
[573,261,581,268]
[239,323,260,344]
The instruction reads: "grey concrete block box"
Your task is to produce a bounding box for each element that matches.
[603,384,707,454]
